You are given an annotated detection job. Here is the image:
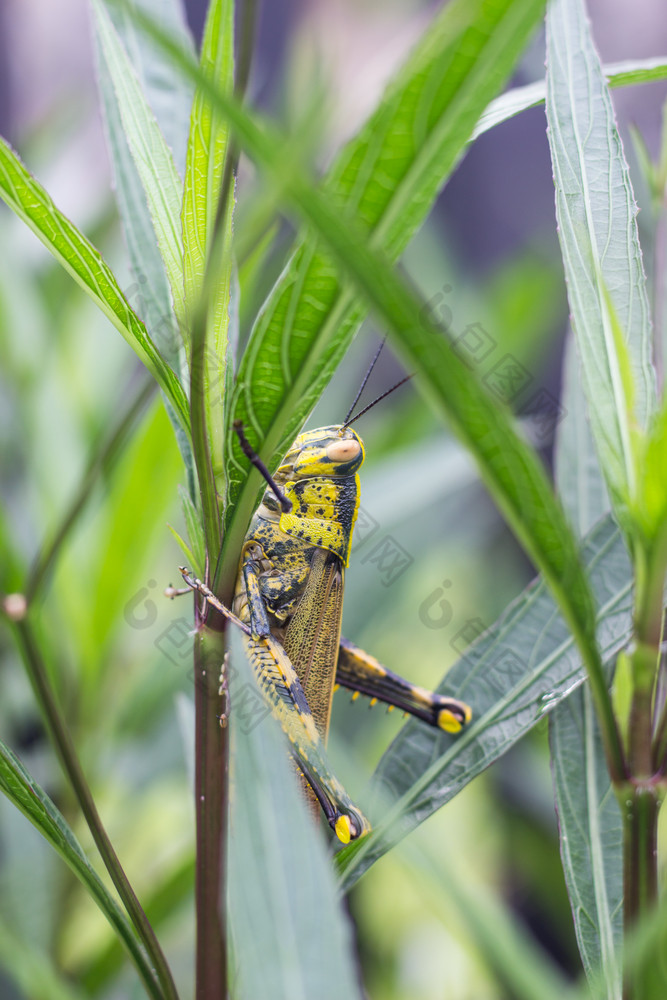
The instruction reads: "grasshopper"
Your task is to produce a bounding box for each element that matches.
[181,402,472,844]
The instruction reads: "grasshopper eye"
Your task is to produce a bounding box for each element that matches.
[326,439,361,463]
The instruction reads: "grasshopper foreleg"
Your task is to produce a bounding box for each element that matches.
[336,637,472,733]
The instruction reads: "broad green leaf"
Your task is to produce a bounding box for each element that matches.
[227,632,363,1000]
[551,334,622,997]
[473,57,667,141]
[545,0,656,519]
[0,740,162,1000]
[92,0,187,329]
[221,0,548,554]
[0,137,190,433]
[337,514,632,888]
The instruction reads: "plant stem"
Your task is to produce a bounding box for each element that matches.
[619,540,667,997]
[191,5,258,993]
[621,783,661,1000]
[193,614,229,999]
[13,616,178,1000]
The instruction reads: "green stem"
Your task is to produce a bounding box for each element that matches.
[628,643,657,778]
[13,617,178,1000]
[621,783,661,1000]
[619,540,667,997]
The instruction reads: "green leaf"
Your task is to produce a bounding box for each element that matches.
[102,0,195,173]
[178,484,206,577]
[181,0,235,488]
[222,0,548,552]
[0,740,162,999]
[92,0,187,330]
[550,334,622,996]
[337,514,633,888]
[641,400,667,538]
[227,632,363,1000]
[0,136,190,433]
[473,56,667,142]
[545,0,656,519]
[166,522,197,570]
[94,0,192,378]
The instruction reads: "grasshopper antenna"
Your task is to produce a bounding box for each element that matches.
[342,373,413,429]
[233,421,293,513]
[343,338,385,426]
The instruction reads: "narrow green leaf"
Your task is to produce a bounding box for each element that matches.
[103,0,195,173]
[92,0,187,329]
[550,334,622,997]
[223,0,548,547]
[641,400,667,538]
[337,514,632,888]
[181,0,235,487]
[94,1,190,377]
[0,136,190,433]
[227,632,363,1000]
[178,484,206,577]
[166,522,197,571]
[555,335,611,539]
[94,0,195,483]
[545,0,656,517]
[473,57,667,141]
[0,740,162,1000]
[550,689,623,996]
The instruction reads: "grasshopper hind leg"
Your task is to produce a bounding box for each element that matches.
[337,637,472,733]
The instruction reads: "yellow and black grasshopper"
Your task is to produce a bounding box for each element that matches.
[181,367,472,843]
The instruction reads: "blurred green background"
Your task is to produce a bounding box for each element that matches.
[1,1,667,997]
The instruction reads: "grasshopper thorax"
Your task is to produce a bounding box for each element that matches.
[259,426,365,567]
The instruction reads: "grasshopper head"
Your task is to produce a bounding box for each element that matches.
[278,425,365,481]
